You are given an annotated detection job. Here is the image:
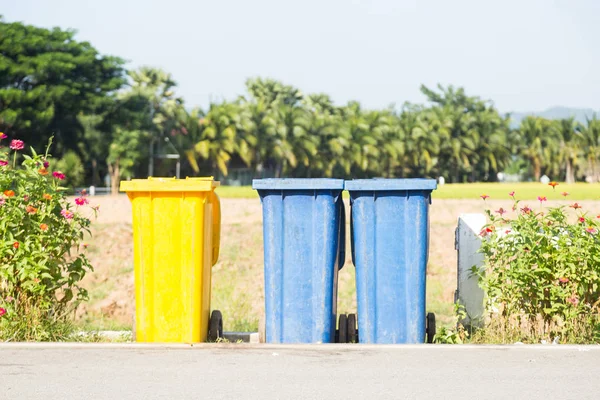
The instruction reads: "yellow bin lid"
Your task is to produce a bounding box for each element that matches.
[120,177,220,192]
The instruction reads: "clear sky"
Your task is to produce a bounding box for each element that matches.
[4,0,599,113]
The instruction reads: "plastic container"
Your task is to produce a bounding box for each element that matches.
[253,178,345,343]
[120,177,222,343]
[345,178,437,344]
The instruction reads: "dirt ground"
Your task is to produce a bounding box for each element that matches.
[77,195,600,331]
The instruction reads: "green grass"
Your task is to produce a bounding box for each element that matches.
[216,182,600,200]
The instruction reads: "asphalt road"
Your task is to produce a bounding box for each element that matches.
[1,343,599,400]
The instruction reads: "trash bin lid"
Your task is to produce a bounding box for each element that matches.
[120,177,219,192]
[252,178,344,190]
[344,178,437,191]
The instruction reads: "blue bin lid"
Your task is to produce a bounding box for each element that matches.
[344,178,437,191]
[252,178,344,190]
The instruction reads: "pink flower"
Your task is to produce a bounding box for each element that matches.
[9,139,24,150]
[53,171,66,180]
[0,160,7,167]
[5,296,13,302]
[537,196,547,203]
[480,194,489,201]
[61,209,74,219]
[509,191,515,198]
[0,198,5,206]
[43,161,50,168]
[495,208,507,216]
[479,226,494,237]
[578,217,585,224]
[586,226,597,234]
[0,307,6,317]
[566,296,579,306]
[0,132,7,140]
[23,195,29,202]
[75,197,89,206]
[558,277,569,284]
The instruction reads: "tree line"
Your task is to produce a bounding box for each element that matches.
[1,19,599,193]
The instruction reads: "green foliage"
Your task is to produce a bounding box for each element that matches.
[0,18,126,156]
[56,151,85,188]
[475,194,600,343]
[0,138,96,341]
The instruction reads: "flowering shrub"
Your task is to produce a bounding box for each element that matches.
[0,137,96,341]
[475,188,600,343]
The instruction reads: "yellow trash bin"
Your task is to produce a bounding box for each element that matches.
[120,177,222,343]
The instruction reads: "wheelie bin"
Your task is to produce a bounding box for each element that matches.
[345,178,437,344]
[120,177,223,343]
[253,179,346,343]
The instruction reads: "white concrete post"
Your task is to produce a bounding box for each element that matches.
[455,214,486,328]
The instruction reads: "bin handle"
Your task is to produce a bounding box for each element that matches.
[350,196,355,267]
[210,190,221,266]
[338,196,346,270]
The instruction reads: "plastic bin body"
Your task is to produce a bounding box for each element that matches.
[345,179,436,344]
[253,179,345,343]
[120,177,221,343]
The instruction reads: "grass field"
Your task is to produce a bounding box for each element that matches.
[76,182,600,338]
[217,182,600,200]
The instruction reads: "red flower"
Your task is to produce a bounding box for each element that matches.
[0,160,7,167]
[0,307,6,317]
[480,194,489,201]
[43,161,49,168]
[505,229,511,234]
[479,226,494,237]
[13,242,19,249]
[548,181,558,189]
[561,192,569,197]
[509,191,515,198]
[570,203,582,209]
[0,132,7,140]
[9,139,24,150]
[537,196,547,203]
[75,197,89,206]
[53,171,66,180]
[558,277,569,284]
[578,217,585,224]
[521,206,532,214]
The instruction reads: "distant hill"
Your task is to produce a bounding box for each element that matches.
[507,107,598,128]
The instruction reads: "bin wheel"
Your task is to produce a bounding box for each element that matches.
[208,310,223,342]
[426,312,436,344]
[337,314,347,343]
[347,314,357,343]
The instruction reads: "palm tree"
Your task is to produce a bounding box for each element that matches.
[580,115,600,182]
[555,118,583,183]
[515,116,558,181]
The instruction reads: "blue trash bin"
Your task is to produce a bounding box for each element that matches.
[345,178,437,344]
[253,178,346,343]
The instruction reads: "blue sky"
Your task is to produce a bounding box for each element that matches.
[4,0,600,113]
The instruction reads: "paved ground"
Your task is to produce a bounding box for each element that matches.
[1,343,599,400]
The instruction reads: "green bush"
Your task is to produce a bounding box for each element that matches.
[0,137,96,341]
[475,188,600,343]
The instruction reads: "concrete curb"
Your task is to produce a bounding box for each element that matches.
[1,342,599,351]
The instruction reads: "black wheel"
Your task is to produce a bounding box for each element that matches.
[337,314,347,343]
[347,314,357,343]
[208,310,223,342]
[426,312,436,344]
